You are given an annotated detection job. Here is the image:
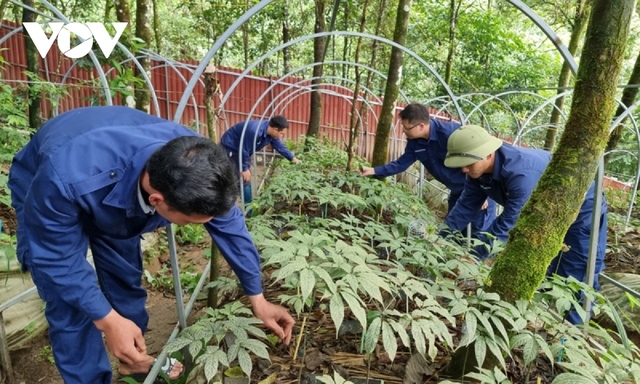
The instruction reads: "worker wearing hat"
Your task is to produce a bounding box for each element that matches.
[442,125,607,324]
[358,103,496,234]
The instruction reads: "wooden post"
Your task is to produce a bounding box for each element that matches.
[0,312,15,384]
[203,64,218,143]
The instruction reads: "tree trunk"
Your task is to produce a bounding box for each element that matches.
[152,0,161,52]
[357,0,387,158]
[115,0,131,24]
[604,48,640,165]
[282,0,291,75]
[22,0,41,129]
[345,0,369,171]
[340,0,350,87]
[242,0,249,68]
[371,0,412,167]
[489,0,634,302]
[104,0,112,21]
[441,0,460,95]
[305,0,326,144]
[207,241,221,309]
[544,0,590,150]
[135,0,151,112]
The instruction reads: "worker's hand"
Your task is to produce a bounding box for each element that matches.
[292,157,302,164]
[481,200,489,210]
[94,309,147,366]
[241,169,252,184]
[249,294,295,345]
[358,166,375,177]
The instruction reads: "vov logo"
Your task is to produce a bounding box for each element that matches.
[23,22,127,59]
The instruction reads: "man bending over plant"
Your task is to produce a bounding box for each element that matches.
[9,106,295,384]
[358,103,495,236]
[221,115,301,206]
[442,125,607,324]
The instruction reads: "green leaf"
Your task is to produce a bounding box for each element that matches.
[243,339,271,360]
[364,317,382,353]
[275,258,308,281]
[299,268,316,304]
[523,334,538,366]
[330,294,345,337]
[237,348,253,377]
[389,319,411,349]
[341,290,367,330]
[552,373,598,384]
[411,320,426,357]
[475,336,487,368]
[382,321,398,362]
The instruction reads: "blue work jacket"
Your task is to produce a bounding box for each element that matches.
[445,144,605,260]
[220,120,295,172]
[373,119,469,208]
[8,106,263,321]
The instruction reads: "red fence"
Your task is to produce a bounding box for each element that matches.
[0,20,452,162]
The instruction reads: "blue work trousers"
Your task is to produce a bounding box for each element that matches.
[30,235,147,383]
[547,206,608,324]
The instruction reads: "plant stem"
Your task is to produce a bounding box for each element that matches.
[292,315,307,364]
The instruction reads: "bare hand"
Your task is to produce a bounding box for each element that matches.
[94,310,147,366]
[241,169,251,184]
[292,157,302,164]
[481,200,489,210]
[249,294,295,345]
[358,166,375,177]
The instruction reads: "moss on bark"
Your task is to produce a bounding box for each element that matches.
[488,0,634,302]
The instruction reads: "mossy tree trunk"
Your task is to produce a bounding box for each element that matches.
[371,0,412,167]
[135,0,151,112]
[544,0,590,151]
[488,0,634,302]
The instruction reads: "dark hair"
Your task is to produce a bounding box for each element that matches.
[399,103,431,124]
[146,136,238,216]
[269,115,289,130]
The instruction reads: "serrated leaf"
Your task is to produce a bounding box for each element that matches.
[358,274,384,303]
[485,337,507,370]
[237,348,252,377]
[459,314,478,348]
[412,321,426,357]
[364,317,382,353]
[475,336,487,367]
[243,339,271,360]
[163,337,194,353]
[204,356,220,382]
[382,321,398,362]
[330,294,345,338]
[389,319,411,349]
[523,334,538,365]
[312,266,337,293]
[275,258,308,281]
[471,308,495,341]
[490,314,509,344]
[552,373,598,384]
[300,268,316,304]
[510,333,532,349]
[341,290,367,330]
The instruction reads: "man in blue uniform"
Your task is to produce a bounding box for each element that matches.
[443,125,607,324]
[8,106,295,383]
[221,115,301,204]
[359,103,495,233]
